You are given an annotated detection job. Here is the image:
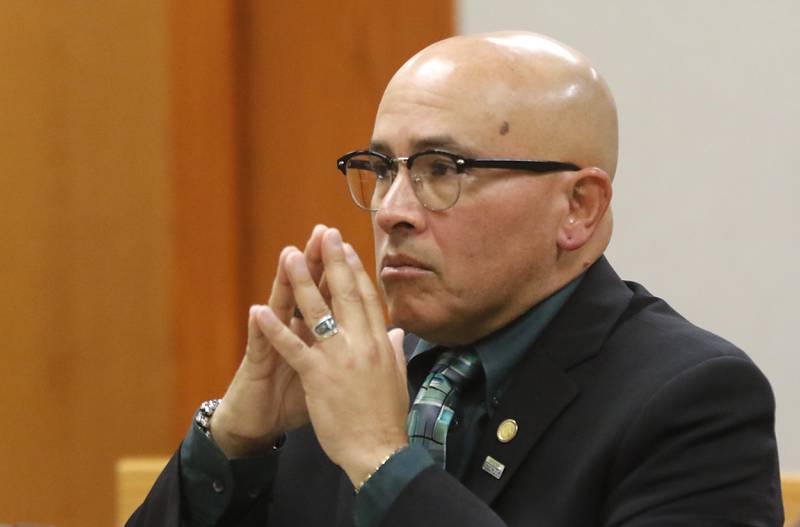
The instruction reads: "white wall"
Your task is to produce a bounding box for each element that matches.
[459,0,800,470]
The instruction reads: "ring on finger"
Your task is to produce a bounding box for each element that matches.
[312,314,339,340]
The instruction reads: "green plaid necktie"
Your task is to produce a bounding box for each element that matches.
[406,349,482,468]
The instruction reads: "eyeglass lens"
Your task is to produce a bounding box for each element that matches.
[344,152,461,211]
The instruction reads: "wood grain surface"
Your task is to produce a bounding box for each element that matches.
[0,1,452,525]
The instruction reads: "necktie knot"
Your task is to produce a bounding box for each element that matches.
[434,349,482,391]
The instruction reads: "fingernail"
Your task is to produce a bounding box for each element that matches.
[328,229,343,246]
[343,243,357,260]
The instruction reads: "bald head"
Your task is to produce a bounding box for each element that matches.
[381,32,618,178]
[370,32,617,343]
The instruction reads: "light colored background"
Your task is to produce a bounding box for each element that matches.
[459,0,799,470]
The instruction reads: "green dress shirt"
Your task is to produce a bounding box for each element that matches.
[180,275,583,527]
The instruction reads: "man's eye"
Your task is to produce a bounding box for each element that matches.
[429,162,454,177]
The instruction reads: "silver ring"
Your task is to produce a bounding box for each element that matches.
[313,314,339,340]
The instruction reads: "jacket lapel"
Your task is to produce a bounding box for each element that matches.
[464,350,578,505]
[463,256,633,505]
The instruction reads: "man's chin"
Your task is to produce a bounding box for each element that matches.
[386,303,451,343]
[387,301,431,333]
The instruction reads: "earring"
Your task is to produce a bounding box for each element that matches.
[568,218,576,224]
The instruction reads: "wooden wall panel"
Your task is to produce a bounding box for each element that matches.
[172,0,455,419]
[0,1,453,525]
[0,2,173,526]
[170,0,245,435]
[240,0,455,313]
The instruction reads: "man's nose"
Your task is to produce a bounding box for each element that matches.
[374,167,426,234]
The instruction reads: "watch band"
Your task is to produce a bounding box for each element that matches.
[194,398,222,439]
[193,398,287,453]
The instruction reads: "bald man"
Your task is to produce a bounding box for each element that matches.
[128,33,782,526]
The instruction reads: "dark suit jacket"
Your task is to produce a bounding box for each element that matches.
[128,257,783,526]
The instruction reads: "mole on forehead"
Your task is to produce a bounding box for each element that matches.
[499,121,510,135]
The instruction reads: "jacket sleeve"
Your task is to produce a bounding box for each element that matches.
[124,450,185,527]
[125,424,280,527]
[378,465,508,527]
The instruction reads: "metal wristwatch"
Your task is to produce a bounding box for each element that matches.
[194,398,222,439]
[194,398,286,451]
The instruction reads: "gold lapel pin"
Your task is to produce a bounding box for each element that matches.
[482,455,506,479]
[496,418,518,443]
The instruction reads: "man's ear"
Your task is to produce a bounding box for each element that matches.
[556,167,612,251]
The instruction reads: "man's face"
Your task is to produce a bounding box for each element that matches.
[370,57,569,345]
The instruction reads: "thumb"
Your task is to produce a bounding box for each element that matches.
[387,328,407,380]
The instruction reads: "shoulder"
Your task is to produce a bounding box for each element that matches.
[608,279,761,382]
[588,280,781,522]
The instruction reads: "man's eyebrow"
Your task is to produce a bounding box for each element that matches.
[368,136,472,156]
[368,141,392,155]
[414,136,467,153]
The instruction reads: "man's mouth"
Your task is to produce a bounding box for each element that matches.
[380,253,434,278]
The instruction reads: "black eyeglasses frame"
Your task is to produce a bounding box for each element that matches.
[335,149,581,211]
[337,149,579,176]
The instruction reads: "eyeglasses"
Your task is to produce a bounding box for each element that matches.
[336,149,580,212]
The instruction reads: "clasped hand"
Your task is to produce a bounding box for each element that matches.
[210,225,410,488]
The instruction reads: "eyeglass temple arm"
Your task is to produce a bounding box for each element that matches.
[464,159,580,172]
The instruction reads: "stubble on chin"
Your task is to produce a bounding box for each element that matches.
[381,284,423,331]
[383,293,452,343]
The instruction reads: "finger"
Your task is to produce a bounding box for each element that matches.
[269,246,301,322]
[290,225,331,320]
[319,229,370,338]
[343,243,387,339]
[305,224,332,307]
[284,249,341,335]
[318,275,332,307]
[255,306,314,374]
[304,224,327,286]
[246,305,271,361]
[290,316,313,344]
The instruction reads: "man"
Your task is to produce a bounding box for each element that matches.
[128,32,783,526]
